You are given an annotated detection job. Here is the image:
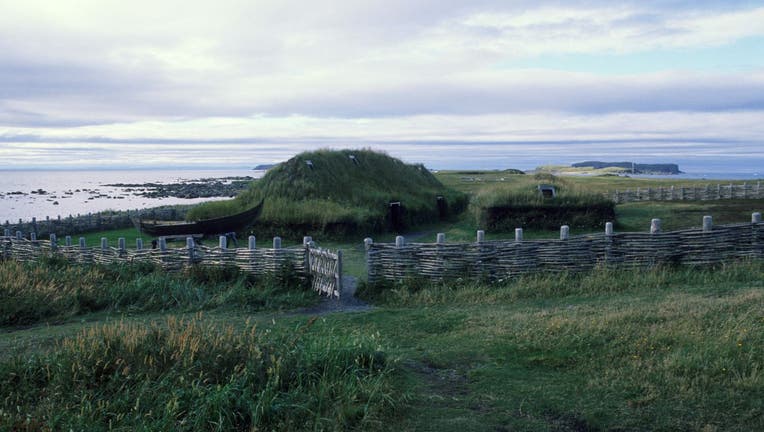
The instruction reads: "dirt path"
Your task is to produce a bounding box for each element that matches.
[294,275,372,315]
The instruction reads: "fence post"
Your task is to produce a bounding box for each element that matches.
[136,238,143,250]
[476,230,485,243]
[30,232,37,241]
[650,219,661,234]
[3,229,9,237]
[303,236,312,275]
[604,222,614,265]
[335,250,343,297]
[271,236,282,276]
[248,235,256,249]
[364,237,374,282]
[118,237,126,252]
[703,216,713,232]
[101,238,108,251]
[66,236,72,247]
[159,237,167,251]
[436,233,445,244]
[187,237,195,263]
[50,234,57,252]
[219,235,227,250]
[754,213,763,259]
[515,228,523,242]
[560,225,569,240]
[394,235,405,280]
[16,231,22,240]
[79,237,86,248]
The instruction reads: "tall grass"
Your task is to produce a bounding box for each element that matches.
[0,315,396,431]
[0,258,315,326]
[359,261,764,307]
[356,261,764,431]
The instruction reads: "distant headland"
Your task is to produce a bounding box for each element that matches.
[571,161,682,175]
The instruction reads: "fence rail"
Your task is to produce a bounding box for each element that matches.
[2,207,190,238]
[608,182,763,203]
[365,213,763,284]
[1,231,342,298]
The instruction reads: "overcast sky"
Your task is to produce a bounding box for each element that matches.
[1,0,763,171]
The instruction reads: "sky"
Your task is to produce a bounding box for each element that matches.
[1,0,763,172]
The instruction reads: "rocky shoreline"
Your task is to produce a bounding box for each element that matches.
[103,176,254,199]
[0,176,254,201]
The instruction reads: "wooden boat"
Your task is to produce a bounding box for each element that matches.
[138,201,263,237]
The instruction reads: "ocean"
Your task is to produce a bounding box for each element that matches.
[0,169,262,223]
[1,168,761,224]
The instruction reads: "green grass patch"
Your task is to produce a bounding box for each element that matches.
[79,226,143,246]
[0,315,396,431]
[0,261,762,430]
[0,258,315,327]
[351,261,764,431]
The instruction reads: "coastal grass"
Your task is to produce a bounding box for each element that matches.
[350,261,764,431]
[0,258,315,327]
[0,259,762,430]
[0,315,396,431]
[435,169,762,196]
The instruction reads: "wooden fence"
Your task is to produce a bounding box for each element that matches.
[608,182,763,203]
[2,207,190,238]
[365,213,763,284]
[0,232,342,298]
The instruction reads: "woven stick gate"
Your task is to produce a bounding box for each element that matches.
[0,231,342,298]
[365,213,764,284]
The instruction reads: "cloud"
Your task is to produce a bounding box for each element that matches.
[0,1,762,169]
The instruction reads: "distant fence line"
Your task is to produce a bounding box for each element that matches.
[364,213,763,284]
[2,207,190,238]
[608,182,763,203]
[1,232,342,298]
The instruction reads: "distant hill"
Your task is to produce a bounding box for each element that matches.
[572,161,681,175]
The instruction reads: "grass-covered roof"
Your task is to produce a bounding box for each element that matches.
[188,149,466,236]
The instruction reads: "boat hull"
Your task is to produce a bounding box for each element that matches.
[139,201,263,237]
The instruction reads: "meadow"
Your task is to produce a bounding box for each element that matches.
[1,170,762,431]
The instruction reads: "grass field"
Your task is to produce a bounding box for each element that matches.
[2,171,763,430]
[1,261,762,431]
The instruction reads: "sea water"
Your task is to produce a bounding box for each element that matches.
[0,169,262,222]
[1,167,760,224]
